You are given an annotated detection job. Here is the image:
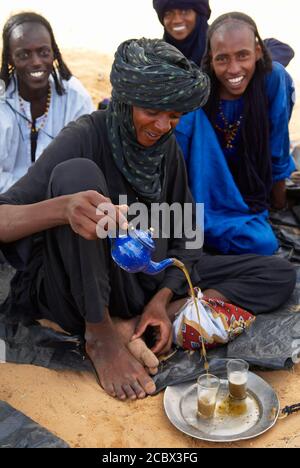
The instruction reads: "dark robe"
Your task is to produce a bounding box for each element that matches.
[0,111,296,333]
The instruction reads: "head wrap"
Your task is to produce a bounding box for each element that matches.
[153,0,211,24]
[106,38,210,203]
[110,37,209,113]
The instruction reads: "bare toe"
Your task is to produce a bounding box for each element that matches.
[131,381,146,399]
[122,384,138,401]
[140,377,156,395]
[113,384,127,401]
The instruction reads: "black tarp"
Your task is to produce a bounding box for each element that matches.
[0,261,299,394]
[0,211,300,395]
[0,401,69,448]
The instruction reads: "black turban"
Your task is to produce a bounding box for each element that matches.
[107,38,210,203]
[110,37,210,113]
[153,0,211,24]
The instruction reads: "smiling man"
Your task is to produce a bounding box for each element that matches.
[0,12,94,193]
[163,8,198,41]
[175,12,296,256]
[153,0,211,66]
[209,22,263,100]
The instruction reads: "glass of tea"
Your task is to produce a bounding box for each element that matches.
[197,374,220,419]
[227,359,249,400]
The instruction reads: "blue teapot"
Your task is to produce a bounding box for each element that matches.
[109,225,175,275]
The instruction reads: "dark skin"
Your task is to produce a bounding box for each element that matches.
[163,8,197,41]
[9,22,54,119]
[210,24,287,208]
[271,180,287,209]
[0,107,226,401]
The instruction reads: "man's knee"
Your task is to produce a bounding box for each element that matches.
[252,234,278,256]
[269,257,297,297]
[49,158,109,197]
[229,226,278,255]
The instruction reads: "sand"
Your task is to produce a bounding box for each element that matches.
[1,49,300,448]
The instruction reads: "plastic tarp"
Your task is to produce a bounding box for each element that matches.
[0,210,299,394]
[0,401,69,448]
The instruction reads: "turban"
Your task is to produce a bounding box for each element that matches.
[110,37,210,113]
[153,0,211,24]
[107,38,210,203]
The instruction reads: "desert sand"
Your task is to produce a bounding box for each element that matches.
[1,49,300,448]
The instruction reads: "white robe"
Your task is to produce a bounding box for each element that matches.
[0,75,94,193]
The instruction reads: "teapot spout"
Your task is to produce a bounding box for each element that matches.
[145,258,175,275]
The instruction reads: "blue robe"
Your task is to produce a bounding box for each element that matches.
[175,62,296,255]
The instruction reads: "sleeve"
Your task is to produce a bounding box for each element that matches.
[174,111,196,163]
[65,77,95,122]
[0,114,98,206]
[158,137,203,295]
[0,104,20,193]
[266,62,296,182]
[263,38,295,68]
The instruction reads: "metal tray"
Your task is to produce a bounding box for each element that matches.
[164,372,280,442]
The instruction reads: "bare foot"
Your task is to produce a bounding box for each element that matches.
[128,339,159,375]
[85,319,156,401]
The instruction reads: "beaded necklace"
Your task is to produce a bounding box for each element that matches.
[214,101,243,151]
[18,85,51,162]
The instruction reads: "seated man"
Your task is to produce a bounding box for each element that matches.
[175,12,296,255]
[0,12,94,193]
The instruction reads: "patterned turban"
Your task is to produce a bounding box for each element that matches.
[110,37,210,113]
[107,38,210,202]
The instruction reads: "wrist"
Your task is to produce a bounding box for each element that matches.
[151,287,174,307]
[271,180,286,209]
[61,194,73,224]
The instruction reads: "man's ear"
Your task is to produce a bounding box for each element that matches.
[255,43,263,61]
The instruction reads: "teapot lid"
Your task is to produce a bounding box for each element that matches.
[129,226,155,251]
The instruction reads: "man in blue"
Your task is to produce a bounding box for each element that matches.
[152,1,295,68]
[176,12,296,255]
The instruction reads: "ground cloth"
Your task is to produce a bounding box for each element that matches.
[0,401,69,448]
[0,211,300,392]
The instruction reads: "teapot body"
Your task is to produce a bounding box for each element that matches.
[109,227,175,275]
[110,234,153,273]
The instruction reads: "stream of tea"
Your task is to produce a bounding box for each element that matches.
[173,258,209,372]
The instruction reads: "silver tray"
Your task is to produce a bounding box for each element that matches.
[164,372,280,442]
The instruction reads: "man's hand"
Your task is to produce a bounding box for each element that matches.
[131,288,174,356]
[271,180,287,210]
[64,190,128,240]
